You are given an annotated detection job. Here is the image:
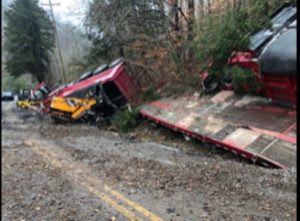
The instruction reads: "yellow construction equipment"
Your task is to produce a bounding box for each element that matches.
[49,96,97,122]
[16,100,40,109]
[16,88,40,109]
[49,84,119,126]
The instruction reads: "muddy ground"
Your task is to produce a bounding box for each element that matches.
[2,100,297,221]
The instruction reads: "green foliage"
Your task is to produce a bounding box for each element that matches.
[228,66,260,95]
[192,11,249,77]
[111,108,141,133]
[2,74,35,92]
[4,0,55,82]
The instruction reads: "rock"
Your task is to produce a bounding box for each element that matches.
[201,211,208,218]
[166,207,176,213]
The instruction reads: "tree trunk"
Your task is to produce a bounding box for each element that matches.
[119,47,124,57]
[174,1,179,32]
[187,0,194,41]
[159,0,165,19]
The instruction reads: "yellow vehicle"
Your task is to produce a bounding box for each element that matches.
[17,100,30,109]
[16,100,40,109]
[49,84,119,126]
[16,89,40,109]
[49,96,97,122]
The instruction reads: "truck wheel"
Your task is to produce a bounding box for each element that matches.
[95,114,106,128]
[80,114,91,124]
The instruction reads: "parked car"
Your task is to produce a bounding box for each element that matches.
[2,90,14,101]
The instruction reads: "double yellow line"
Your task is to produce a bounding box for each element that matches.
[25,139,164,221]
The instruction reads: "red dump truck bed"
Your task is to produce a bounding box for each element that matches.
[140,90,296,169]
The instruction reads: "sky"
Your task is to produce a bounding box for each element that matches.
[38,0,89,26]
[2,0,89,27]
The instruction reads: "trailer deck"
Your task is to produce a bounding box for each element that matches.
[140,90,296,169]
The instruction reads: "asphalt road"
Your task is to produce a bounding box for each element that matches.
[2,100,296,221]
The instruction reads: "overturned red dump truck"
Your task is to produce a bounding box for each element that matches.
[140,4,297,169]
[33,58,140,114]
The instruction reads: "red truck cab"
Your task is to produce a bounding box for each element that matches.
[34,58,140,113]
[227,3,297,107]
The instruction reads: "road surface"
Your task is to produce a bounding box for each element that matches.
[2,100,296,220]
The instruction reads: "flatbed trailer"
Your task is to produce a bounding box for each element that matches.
[140,90,296,169]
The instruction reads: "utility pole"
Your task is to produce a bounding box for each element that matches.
[41,0,66,83]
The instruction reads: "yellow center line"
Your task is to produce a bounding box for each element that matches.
[27,141,143,221]
[104,185,164,221]
[25,139,164,221]
[77,180,143,221]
